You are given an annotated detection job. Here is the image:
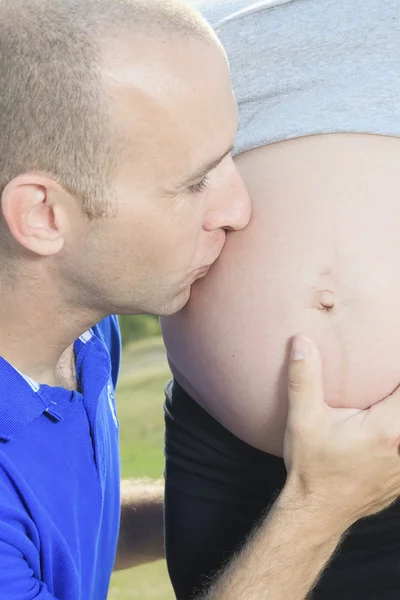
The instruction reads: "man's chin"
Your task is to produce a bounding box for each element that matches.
[157,286,192,317]
[158,269,212,316]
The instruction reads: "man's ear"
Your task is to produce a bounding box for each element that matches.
[1,174,66,256]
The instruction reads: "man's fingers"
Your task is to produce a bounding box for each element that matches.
[367,382,400,441]
[287,335,325,425]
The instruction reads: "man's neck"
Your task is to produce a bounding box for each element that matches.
[0,271,103,388]
[54,345,78,391]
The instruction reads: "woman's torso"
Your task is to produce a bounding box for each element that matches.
[162,133,400,456]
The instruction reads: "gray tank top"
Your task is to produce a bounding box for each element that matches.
[191,0,400,155]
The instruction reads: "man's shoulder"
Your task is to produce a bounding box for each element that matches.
[0,450,29,507]
[92,316,122,389]
[93,316,121,350]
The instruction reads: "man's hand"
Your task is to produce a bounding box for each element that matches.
[285,334,400,529]
[201,335,400,599]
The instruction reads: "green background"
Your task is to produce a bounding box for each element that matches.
[108,316,175,600]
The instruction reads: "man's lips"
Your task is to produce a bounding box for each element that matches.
[195,265,211,277]
[191,234,227,282]
[189,263,213,284]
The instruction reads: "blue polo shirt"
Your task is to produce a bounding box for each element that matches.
[0,316,121,599]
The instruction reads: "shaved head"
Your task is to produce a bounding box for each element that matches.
[0,0,216,218]
[0,0,248,325]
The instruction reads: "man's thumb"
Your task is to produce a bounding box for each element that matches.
[287,335,325,421]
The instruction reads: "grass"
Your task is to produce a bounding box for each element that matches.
[108,561,173,600]
[108,338,175,600]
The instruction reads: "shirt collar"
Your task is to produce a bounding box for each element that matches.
[0,329,99,442]
[0,330,93,441]
[0,357,62,441]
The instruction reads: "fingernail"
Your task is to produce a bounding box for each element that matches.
[291,336,310,360]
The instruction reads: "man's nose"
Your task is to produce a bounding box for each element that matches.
[203,176,251,232]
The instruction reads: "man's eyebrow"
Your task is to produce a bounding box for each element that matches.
[178,145,234,189]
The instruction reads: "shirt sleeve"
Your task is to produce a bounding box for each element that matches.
[0,524,59,599]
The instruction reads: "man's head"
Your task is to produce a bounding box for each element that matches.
[0,0,250,317]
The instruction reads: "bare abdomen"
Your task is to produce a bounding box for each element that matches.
[161,134,400,456]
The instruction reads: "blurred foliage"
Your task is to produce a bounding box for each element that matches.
[108,338,173,599]
[118,315,161,346]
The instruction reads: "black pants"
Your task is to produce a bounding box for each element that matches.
[164,379,400,600]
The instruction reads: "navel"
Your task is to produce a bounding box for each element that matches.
[316,289,335,311]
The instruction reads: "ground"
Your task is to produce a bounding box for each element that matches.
[108,337,175,600]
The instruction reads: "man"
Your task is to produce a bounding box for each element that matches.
[1,1,400,599]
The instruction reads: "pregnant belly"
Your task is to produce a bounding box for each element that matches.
[161,134,400,456]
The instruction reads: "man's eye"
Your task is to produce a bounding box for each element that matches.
[188,176,210,194]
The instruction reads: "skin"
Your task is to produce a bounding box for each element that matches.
[0,24,252,583]
[202,336,400,600]
[162,132,400,455]
[0,32,250,387]
[115,479,165,569]
[4,12,400,599]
